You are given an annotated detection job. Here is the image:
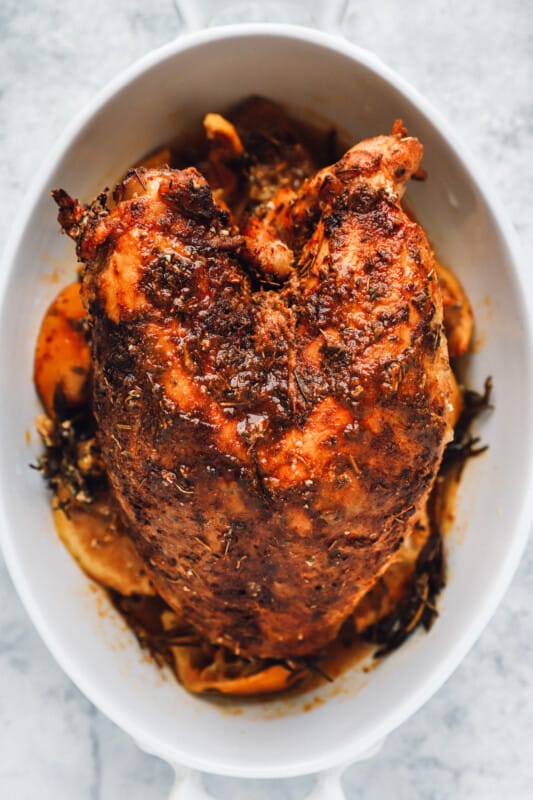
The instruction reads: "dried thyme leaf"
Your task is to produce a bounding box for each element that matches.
[35,408,106,508]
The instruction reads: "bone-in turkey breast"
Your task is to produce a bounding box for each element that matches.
[53,125,453,660]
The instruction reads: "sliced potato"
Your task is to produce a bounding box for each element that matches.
[34,281,90,418]
[172,646,304,695]
[203,113,244,204]
[436,261,474,358]
[54,500,154,596]
[204,113,244,158]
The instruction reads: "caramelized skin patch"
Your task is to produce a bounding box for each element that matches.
[53,128,453,660]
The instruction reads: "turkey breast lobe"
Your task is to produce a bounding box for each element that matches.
[54,126,453,659]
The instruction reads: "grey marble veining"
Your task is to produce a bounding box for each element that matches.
[1,1,533,798]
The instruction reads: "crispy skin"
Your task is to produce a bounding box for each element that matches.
[53,128,453,659]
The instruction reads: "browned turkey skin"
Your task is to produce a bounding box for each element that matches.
[53,122,453,661]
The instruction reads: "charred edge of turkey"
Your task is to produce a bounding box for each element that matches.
[361,377,492,658]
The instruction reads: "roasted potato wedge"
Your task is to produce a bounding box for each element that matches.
[203,113,244,206]
[34,281,90,418]
[436,261,474,358]
[54,499,154,596]
[172,645,305,696]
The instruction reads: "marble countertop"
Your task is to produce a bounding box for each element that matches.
[1,1,532,798]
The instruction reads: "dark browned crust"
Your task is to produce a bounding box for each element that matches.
[35,374,491,692]
[53,130,453,660]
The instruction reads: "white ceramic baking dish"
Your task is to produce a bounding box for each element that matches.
[1,10,532,800]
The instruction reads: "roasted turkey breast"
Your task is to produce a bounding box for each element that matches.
[53,124,453,660]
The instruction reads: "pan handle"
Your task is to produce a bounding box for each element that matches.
[303,739,384,800]
[168,767,216,800]
[167,767,346,800]
[174,0,348,34]
[304,767,347,800]
[166,739,384,799]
